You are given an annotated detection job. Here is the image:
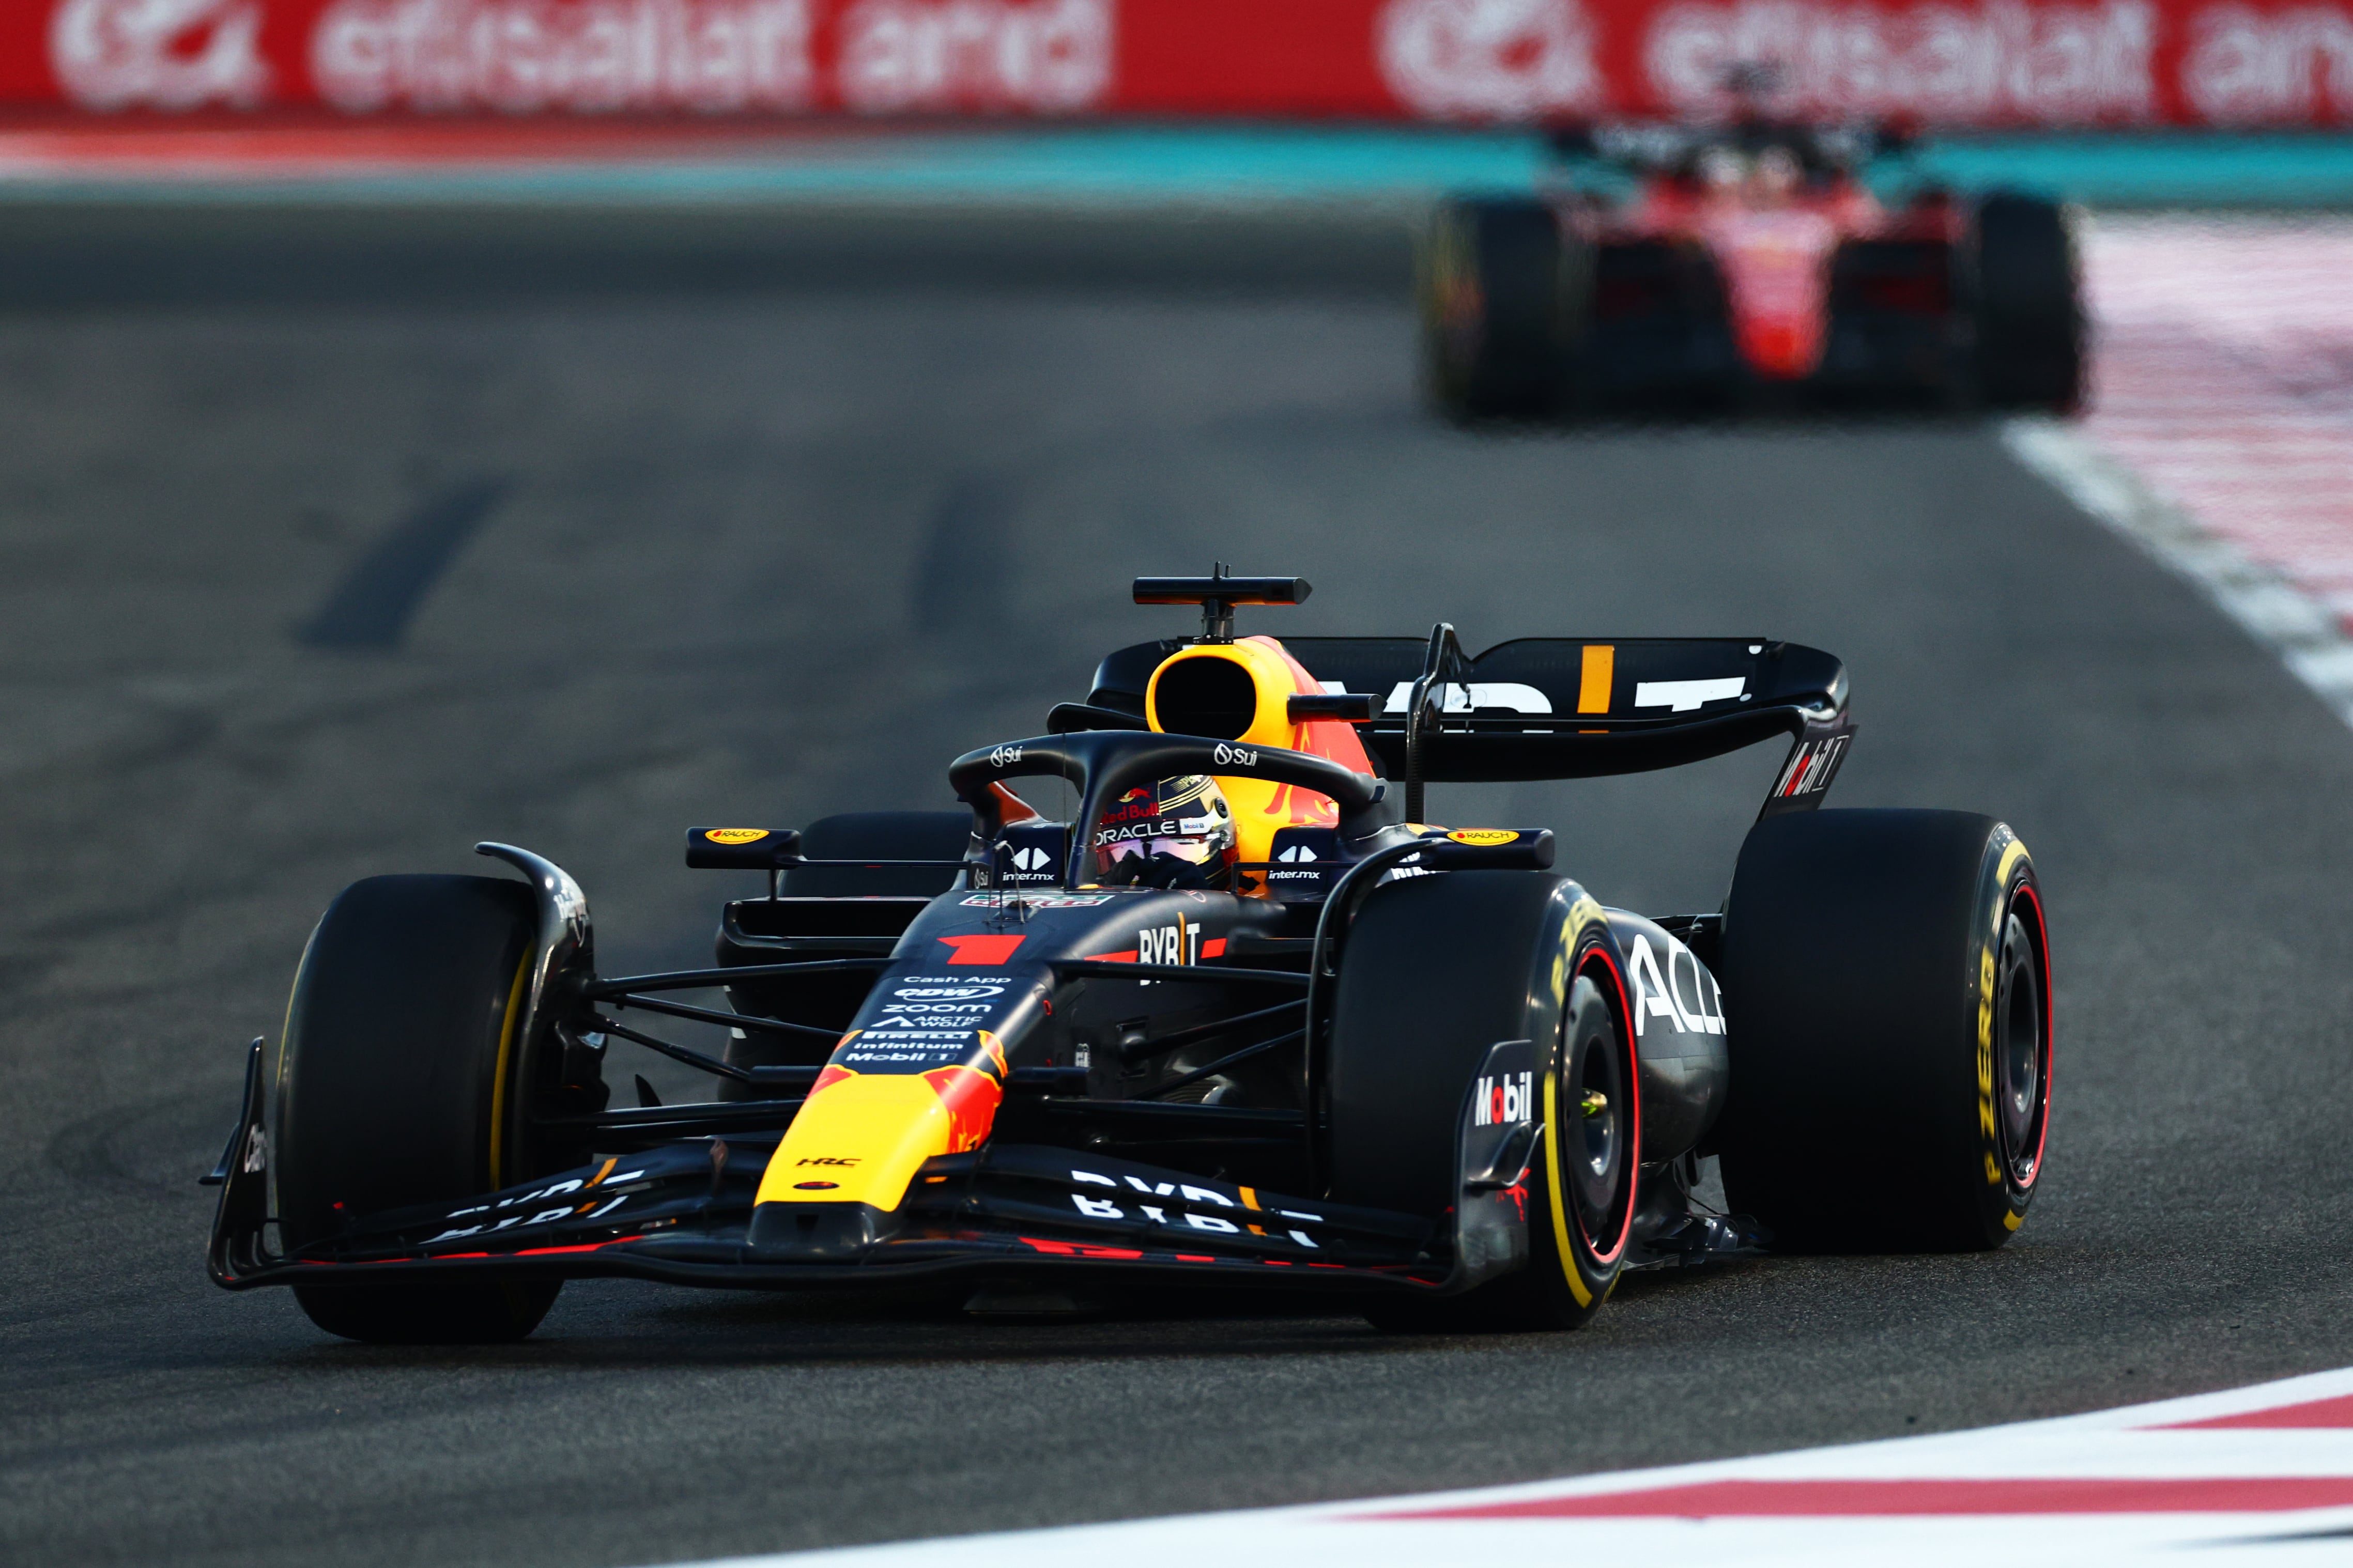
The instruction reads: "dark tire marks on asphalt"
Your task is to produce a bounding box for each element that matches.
[911,474,1016,634]
[298,477,508,650]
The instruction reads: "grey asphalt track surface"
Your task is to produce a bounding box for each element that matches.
[3,203,2350,1568]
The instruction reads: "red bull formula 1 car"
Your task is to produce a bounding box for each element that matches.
[1421,120,2085,420]
[207,571,2053,1341]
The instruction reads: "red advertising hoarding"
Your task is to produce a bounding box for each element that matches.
[11,0,2353,126]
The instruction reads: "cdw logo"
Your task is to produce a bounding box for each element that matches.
[1473,1070,1533,1127]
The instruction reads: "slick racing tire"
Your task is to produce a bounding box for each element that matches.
[1420,197,1577,422]
[1327,871,1637,1332]
[276,874,562,1344]
[1970,194,2084,413]
[1716,811,2051,1252]
[780,811,972,897]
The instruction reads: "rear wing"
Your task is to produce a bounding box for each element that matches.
[1087,627,1851,821]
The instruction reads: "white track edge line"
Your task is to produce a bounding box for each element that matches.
[648,1365,2353,1567]
[2001,415,2353,728]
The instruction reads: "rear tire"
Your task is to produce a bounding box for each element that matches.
[1971,194,2084,413]
[276,874,562,1343]
[1421,197,1576,422]
[1327,872,1636,1331]
[1716,810,2051,1252]
[1823,238,1964,403]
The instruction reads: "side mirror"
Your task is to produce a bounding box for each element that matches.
[1411,829,1557,871]
[1048,702,1149,733]
[683,827,803,870]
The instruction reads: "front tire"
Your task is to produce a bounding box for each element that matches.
[276,874,562,1343]
[1326,872,1636,1331]
[1525,973,1638,1325]
[1421,197,1575,422]
[1716,810,2051,1252]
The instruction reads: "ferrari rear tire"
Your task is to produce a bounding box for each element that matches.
[276,874,562,1343]
[1327,872,1636,1332]
[1971,193,2084,413]
[1716,810,2051,1252]
[1421,197,1572,422]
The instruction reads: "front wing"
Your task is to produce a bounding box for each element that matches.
[208,1041,1545,1299]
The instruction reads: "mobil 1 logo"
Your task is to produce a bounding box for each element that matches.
[1473,1068,1533,1127]
[1457,1036,1542,1277]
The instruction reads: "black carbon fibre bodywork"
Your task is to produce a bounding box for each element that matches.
[1604,909,1732,1163]
[208,606,1839,1309]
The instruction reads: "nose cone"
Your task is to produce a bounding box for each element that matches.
[745,1200,892,1261]
[754,1067,992,1214]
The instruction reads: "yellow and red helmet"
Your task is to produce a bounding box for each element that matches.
[1090,775,1235,889]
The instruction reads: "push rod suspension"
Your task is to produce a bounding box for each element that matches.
[583,957,891,997]
[594,1018,810,1089]
[608,991,841,1041]
[1118,998,1306,1064]
[1139,1029,1305,1101]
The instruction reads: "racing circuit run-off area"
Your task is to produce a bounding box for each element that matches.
[8,7,2353,1561]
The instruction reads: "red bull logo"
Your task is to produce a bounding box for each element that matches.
[919,1062,1004,1153]
[755,1031,1013,1209]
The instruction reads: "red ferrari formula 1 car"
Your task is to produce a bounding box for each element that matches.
[1421,120,2085,420]
[205,571,2052,1342]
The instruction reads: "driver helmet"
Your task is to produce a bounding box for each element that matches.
[1698,146,1747,191]
[1091,775,1235,890]
[1751,144,1802,201]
